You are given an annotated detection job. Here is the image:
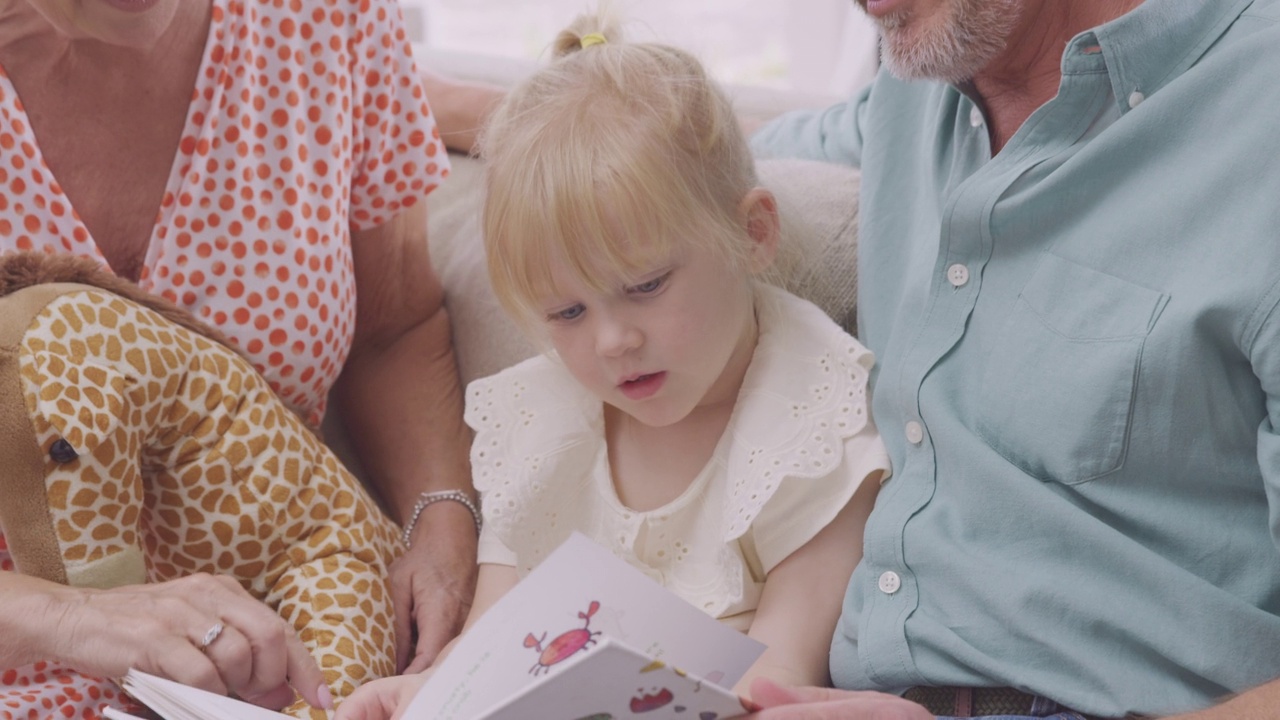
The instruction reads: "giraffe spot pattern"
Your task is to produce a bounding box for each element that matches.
[5,288,404,719]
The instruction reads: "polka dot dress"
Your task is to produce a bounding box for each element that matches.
[0,0,447,717]
[0,0,449,428]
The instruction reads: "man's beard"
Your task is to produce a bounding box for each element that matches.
[874,0,1021,83]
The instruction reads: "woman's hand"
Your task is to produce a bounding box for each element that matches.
[333,671,429,720]
[42,573,329,710]
[392,503,478,672]
[736,678,933,720]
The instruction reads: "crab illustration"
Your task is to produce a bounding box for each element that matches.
[629,687,675,713]
[524,600,602,675]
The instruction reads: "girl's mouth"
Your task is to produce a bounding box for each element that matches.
[618,372,666,400]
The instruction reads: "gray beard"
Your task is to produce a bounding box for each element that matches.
[876,0,1021,84]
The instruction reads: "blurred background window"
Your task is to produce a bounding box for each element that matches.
[400,0,879,98]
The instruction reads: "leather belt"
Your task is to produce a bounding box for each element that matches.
[902,686,1132,719]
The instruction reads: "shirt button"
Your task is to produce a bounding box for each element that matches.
[969,106,983,127]
[878,571,902,594]
[947,263,970,287]
[905,421,924,445]
[1128,90,1145,109]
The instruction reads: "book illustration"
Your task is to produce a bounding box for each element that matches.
[525,600,602,675]
[624,659,759,717]
[631,660,677,714]
[504,648,761,720]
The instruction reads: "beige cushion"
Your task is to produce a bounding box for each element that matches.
[427,153,861,387]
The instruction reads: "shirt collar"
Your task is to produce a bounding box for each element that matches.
[1080,0,1254,113]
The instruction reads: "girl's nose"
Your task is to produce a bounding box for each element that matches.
[595,314,643,358]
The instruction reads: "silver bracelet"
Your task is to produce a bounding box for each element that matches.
[401,489,482,547]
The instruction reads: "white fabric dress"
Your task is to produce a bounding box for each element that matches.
[466,285,891,629]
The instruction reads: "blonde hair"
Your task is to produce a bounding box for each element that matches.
[478,11,761,334]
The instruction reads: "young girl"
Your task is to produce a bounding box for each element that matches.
[335,12,889,719]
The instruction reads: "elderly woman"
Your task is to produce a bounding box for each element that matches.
[0,0,477,715]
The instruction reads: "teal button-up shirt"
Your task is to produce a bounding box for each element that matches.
[754,0,1280,715]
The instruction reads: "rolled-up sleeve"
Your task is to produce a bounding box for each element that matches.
[750,82,873,167]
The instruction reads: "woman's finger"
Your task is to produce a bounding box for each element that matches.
[199,621,254,697]
[149,627,228,698]
[201,575,291,699]
[282,629,331,710]
[168,575,327,709]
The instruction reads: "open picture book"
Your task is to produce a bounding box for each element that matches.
[105,533,765,720]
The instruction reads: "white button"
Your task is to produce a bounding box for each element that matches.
[1128,90,1145,109]
[969,106,983,127]
[947,263,970,287]
[878,571,902,594]
[905,421,924,445]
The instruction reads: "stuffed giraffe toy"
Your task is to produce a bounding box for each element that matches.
[0,252,403,718]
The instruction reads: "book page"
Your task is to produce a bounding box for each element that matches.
[401,533,765,720]
[107,670,293,720]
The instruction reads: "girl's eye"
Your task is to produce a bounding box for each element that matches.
[628,272,670,295]
[550,304,585,322]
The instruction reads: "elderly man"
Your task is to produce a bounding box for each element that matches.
[748,0,1280,719]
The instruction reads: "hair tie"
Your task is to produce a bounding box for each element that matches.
[580,32,607,48]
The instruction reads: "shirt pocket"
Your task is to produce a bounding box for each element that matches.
[975,253,1168,485]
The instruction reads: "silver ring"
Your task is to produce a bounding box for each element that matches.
[199,622,225,651]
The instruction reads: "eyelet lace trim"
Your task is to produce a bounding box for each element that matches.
[465,286,875,615]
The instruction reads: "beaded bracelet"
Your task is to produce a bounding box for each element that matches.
[401,489,482,548]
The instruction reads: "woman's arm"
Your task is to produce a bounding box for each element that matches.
[332,199,478,672]
[733,472,882,695]
[0,571,329,709]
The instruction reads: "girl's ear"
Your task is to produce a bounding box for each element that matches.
[740,187,780,274]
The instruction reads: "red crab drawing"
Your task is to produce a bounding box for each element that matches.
[629,687,675,713]
[524,600,602,675]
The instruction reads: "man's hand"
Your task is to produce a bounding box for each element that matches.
[737,678,933,720]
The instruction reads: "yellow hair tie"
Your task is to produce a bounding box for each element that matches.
[580,33,607,48]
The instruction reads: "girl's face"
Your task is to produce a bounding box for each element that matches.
[537,230,761,429]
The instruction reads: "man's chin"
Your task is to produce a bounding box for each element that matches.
[881,56,977,84]
[876,23,995,84]
[871,0,1020,84]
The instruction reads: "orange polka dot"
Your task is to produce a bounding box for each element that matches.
[0,0,447,426]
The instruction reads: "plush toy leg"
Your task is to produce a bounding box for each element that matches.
[271,553,398,719]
